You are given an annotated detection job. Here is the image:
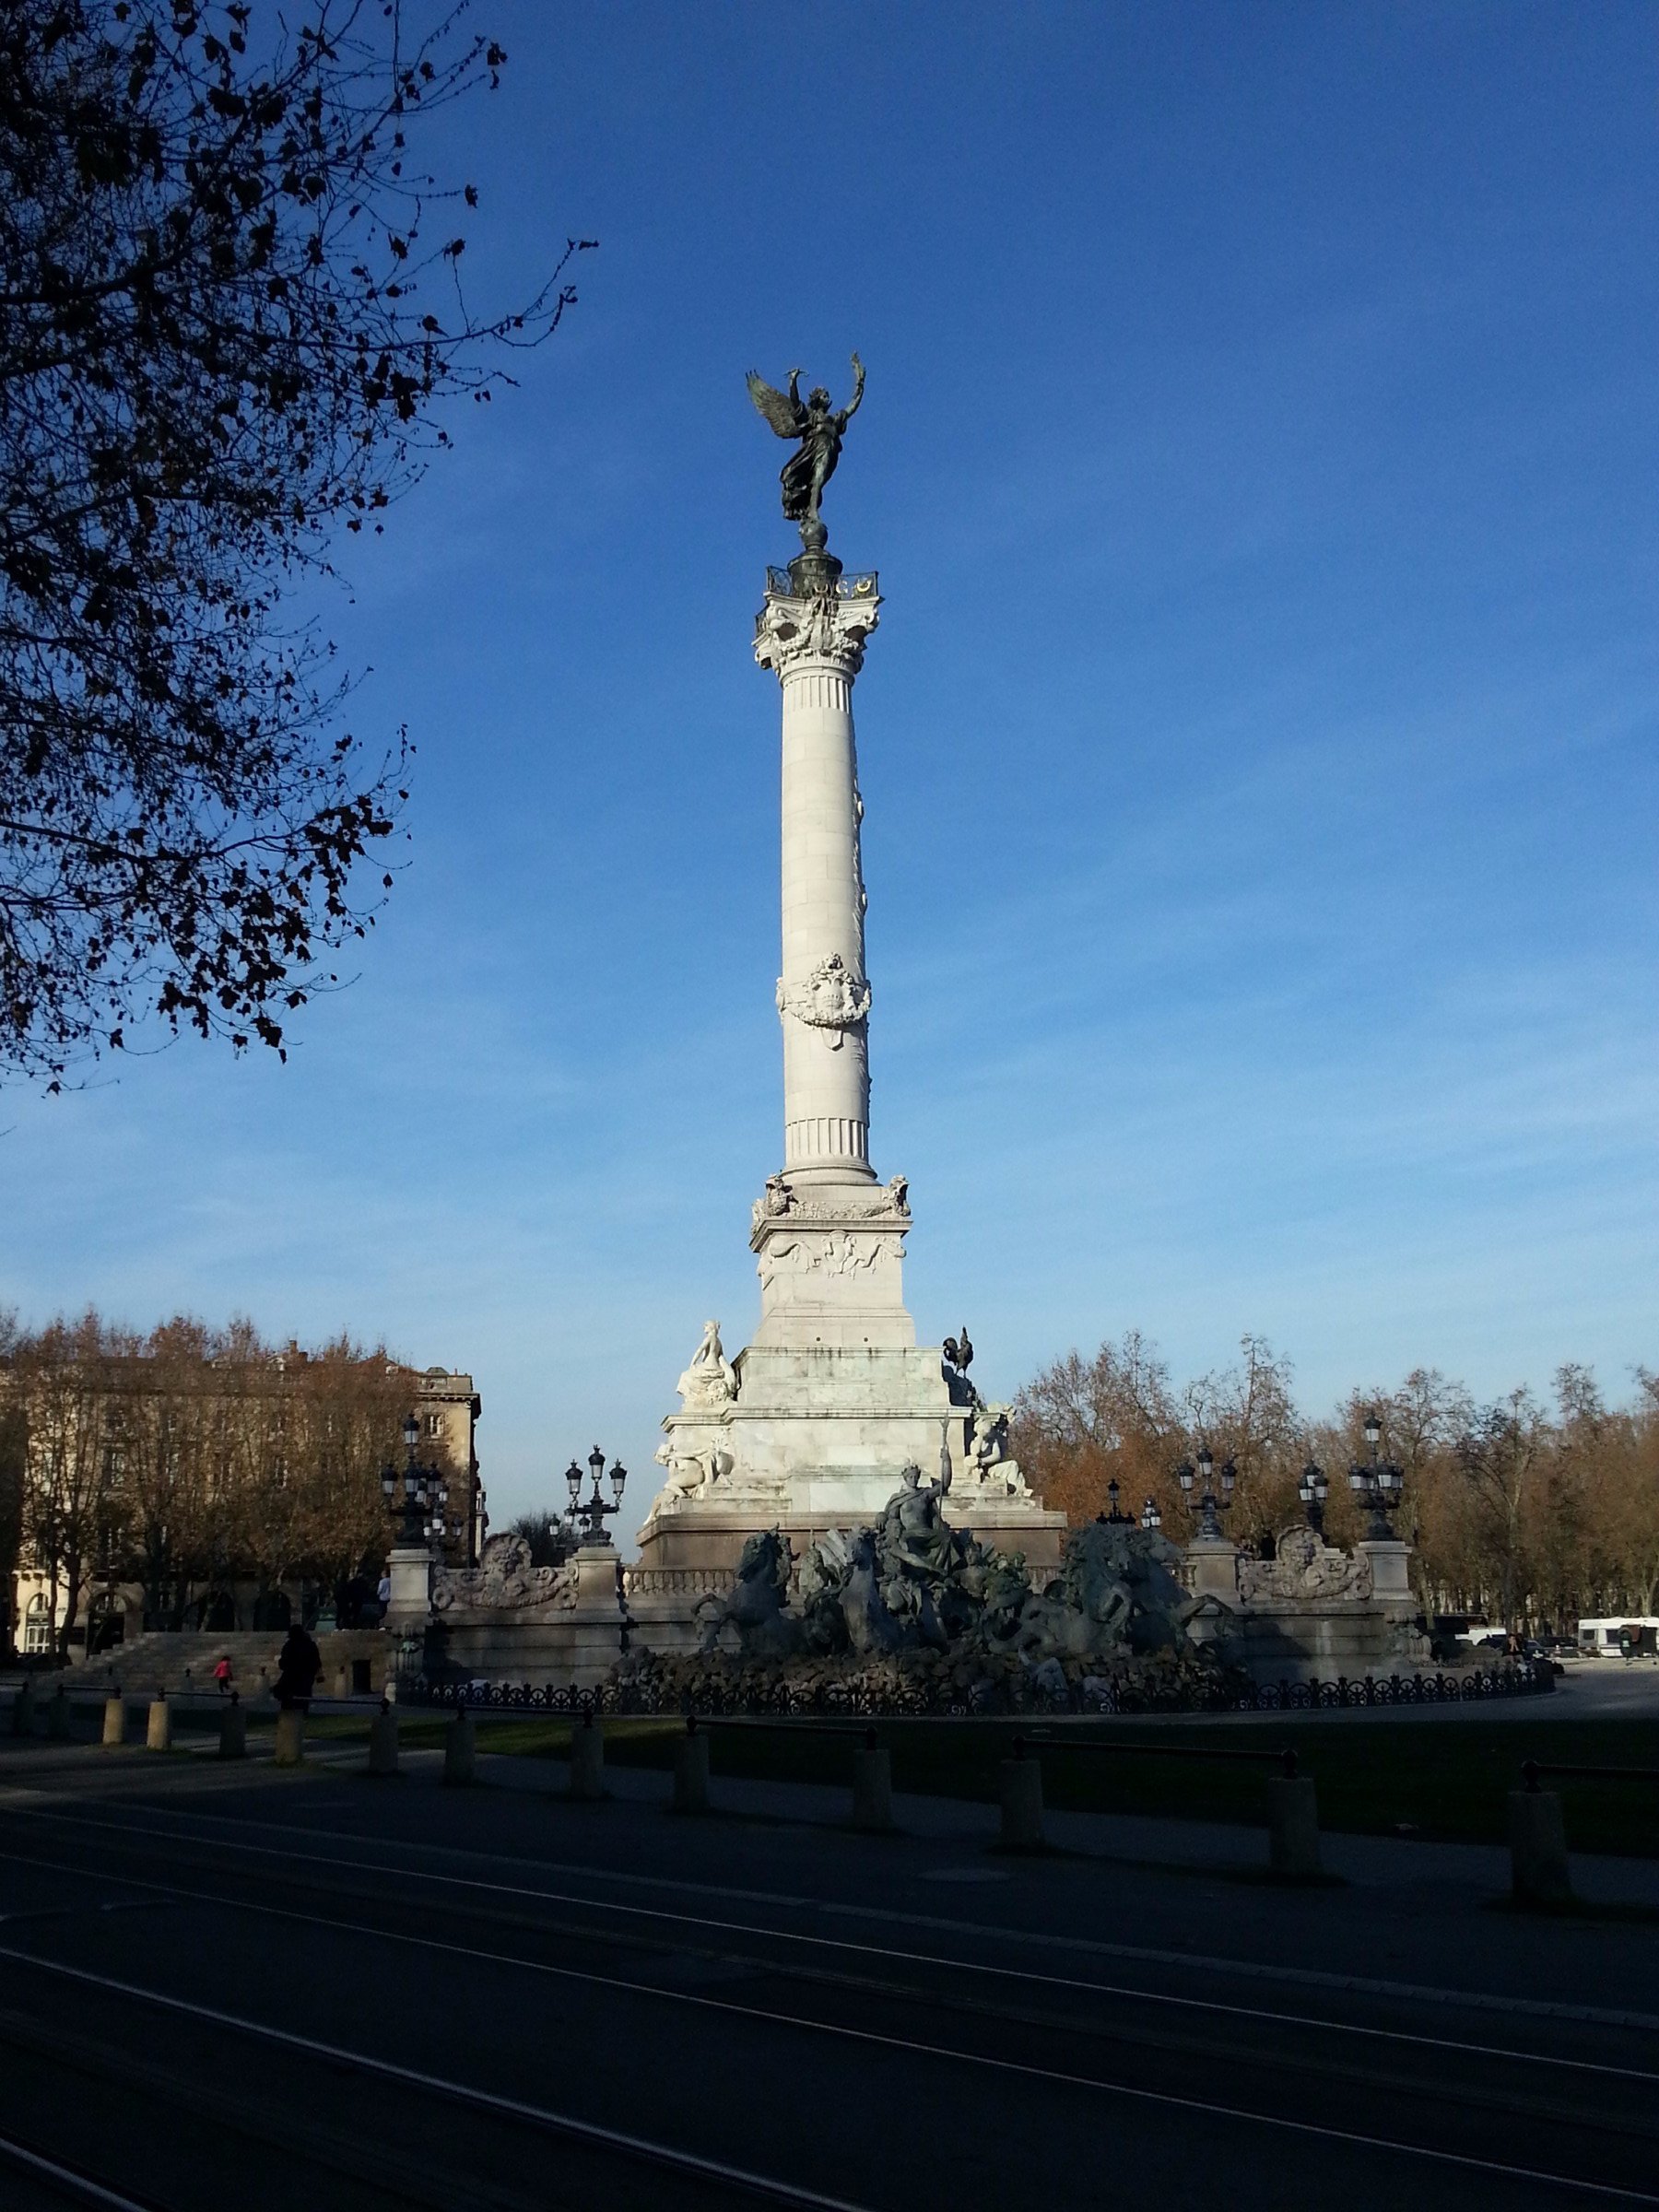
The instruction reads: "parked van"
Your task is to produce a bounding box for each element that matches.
[1576,1618,1659,1656]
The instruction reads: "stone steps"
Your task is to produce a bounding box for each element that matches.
[69,1628,388,1698]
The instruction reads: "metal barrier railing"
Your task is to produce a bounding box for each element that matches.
[1521,1759,1659,1792]
[1016,1732,1301,1779]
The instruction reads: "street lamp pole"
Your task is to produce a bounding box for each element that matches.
[1348,1410,1404,1541]
[382,1413,451,1551]
[563,1445,629,1549]
[1177,1445,1235,1541]
[1298,1458,1331,1537]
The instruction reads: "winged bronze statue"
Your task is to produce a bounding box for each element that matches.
[747,355,865,535]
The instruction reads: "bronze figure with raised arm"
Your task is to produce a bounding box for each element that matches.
[747,354,865,534]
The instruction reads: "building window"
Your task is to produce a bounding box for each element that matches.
[23,1594,51,1655]
[425,1412,444,1439]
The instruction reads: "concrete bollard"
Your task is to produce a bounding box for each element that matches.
[1000,1745,1045,1850]
[11,1677,37,1737]
[273,1708,305,1767]
[1265,1774,1322,1878]
[851,1745,894,1834]
[102,1692,127,1747]
[218,1693,247,1760]
[442,1708,477,1787]
[334,1667,349,1700]
[672,1724,710,1814]
[1510,1782,1572,1905]
[47,1684,71,1740]
[569,1713,605,1801]
[368,1700,398,1777]
[146,1694,171,1753]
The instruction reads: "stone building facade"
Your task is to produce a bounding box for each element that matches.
[5,1357,481,1660]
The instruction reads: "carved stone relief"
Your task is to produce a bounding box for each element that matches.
[1237,1526,1375,1604]
[754,587,879,683]
[432,1535,576,1615]
[776,952,871,1045]
[759,1231,904,1282]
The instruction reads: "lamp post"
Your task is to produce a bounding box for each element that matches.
[1139,1497,1163,1532]
[381,1413,450,1552]
[1348,1410,1404,1540]
[563,1445,628,1549]
[1098,1478,1132,1527]
[1177,1445,1236,1541]
[1298,1458,1330,1537]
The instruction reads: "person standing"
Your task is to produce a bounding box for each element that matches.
[272,1624,323,1711]
[213,1655,233,1697]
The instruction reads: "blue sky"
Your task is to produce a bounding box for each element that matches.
[4,3,1654,1534]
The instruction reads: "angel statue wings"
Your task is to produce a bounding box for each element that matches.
[747,355,865,535]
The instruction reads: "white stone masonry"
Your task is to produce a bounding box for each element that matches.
[633,565,1065,1583]
[757,577,881,1184]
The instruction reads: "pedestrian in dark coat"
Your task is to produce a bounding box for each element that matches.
[272,1625,323,1712]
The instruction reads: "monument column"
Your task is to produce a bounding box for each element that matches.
[758,564,882,1187]
[629,356,1067,1595]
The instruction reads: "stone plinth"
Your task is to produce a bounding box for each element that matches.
[1187,1522,1429,1682]
[383,1541,434,1628]
[436,1545,628,1688]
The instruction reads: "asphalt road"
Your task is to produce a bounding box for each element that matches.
[0,1733,1656,2210]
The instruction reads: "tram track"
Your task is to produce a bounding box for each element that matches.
[4,1800,1657,2088]
[0,2126,159,2212]
[0,1810,1657,2202]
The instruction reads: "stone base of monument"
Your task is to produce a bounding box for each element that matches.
[1182,1532,1430,1685]
[629,1498,1066,1657]
[433,1546,630,1688]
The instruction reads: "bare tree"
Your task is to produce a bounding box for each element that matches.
[1011,1329,1184,1525]
[1180,1335,1302,1547]
[1452,1389,1549,1630]
[0,2,593,1087]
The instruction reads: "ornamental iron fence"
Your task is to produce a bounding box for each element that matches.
[395,1660,1554,1723]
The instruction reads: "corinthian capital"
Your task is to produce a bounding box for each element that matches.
[754,580,881,683]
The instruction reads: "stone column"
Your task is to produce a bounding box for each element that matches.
[755,571,882,1188]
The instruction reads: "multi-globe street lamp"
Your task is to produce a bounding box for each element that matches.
[382,1412,450,1548]
[564,1444,629,1548]
[1176,1444,1236,1539]
[1139,1497,1163,1532]
[1298,1458,1331,1536]
[1348,1409,1404,1539]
